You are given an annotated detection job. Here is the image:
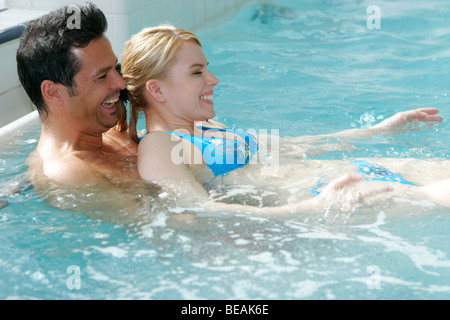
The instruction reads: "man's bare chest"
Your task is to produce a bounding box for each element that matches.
[92,152,139,180]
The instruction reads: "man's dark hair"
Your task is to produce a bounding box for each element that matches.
[16,3,108,117]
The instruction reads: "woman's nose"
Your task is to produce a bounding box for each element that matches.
[207,70,219,87]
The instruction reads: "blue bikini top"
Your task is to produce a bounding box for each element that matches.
[168,126,259,177]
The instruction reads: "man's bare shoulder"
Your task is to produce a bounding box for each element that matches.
[47,156,99,184]
[28,150,99,185]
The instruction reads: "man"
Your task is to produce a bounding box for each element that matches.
[15,4,161,223]
[17,3,138,186]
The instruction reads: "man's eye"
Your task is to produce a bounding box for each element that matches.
[98,74,107,79]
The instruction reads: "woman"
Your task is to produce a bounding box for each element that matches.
[117,25,447,215]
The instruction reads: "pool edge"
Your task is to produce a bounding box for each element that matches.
[0,110,39,144]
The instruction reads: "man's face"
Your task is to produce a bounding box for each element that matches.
[63,36,126,134]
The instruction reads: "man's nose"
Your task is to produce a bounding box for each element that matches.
[111,69,127,90]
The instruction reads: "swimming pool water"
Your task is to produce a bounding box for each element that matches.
[1,0,449,300]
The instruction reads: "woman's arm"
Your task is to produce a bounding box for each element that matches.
[154,168,393,217]
[291,108,442,143]
[420,179,450,207]
[205,173,393,216]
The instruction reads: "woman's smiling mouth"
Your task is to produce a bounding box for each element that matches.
[200,93,213,104]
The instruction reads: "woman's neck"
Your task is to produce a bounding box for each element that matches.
[145,108,199,135]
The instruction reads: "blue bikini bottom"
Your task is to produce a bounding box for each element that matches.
[310,159,416,195]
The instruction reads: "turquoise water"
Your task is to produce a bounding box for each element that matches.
[1,0,449,300]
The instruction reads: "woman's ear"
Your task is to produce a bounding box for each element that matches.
[145,79,166,103]
[41,80,64,106]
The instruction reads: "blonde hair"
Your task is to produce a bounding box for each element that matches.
[119,25,202,143]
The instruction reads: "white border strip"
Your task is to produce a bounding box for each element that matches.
[0,110,39,143]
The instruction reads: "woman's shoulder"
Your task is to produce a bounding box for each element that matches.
[141,130,178,143]
[201,119,228,129]
[138,131,179,164]
[139,131,182,154]
[137,131,196,181]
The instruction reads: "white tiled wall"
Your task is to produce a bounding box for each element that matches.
[6,0,266,55]
[0,8,48,128]
[0,0,271,128]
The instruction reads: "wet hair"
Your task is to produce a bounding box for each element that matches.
[120,25,202,143]
[115,63,129,132]
[16,2,107,118]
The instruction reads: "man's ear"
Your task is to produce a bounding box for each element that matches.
[41,80,64,106]
[145,79,166,103]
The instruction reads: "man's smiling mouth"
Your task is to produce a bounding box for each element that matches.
[102,97,119,108]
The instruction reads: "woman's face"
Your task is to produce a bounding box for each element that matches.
[157,40,219,123]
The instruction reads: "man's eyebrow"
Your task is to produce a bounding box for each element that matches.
[92,59,119,77]
[92,66,112,77]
